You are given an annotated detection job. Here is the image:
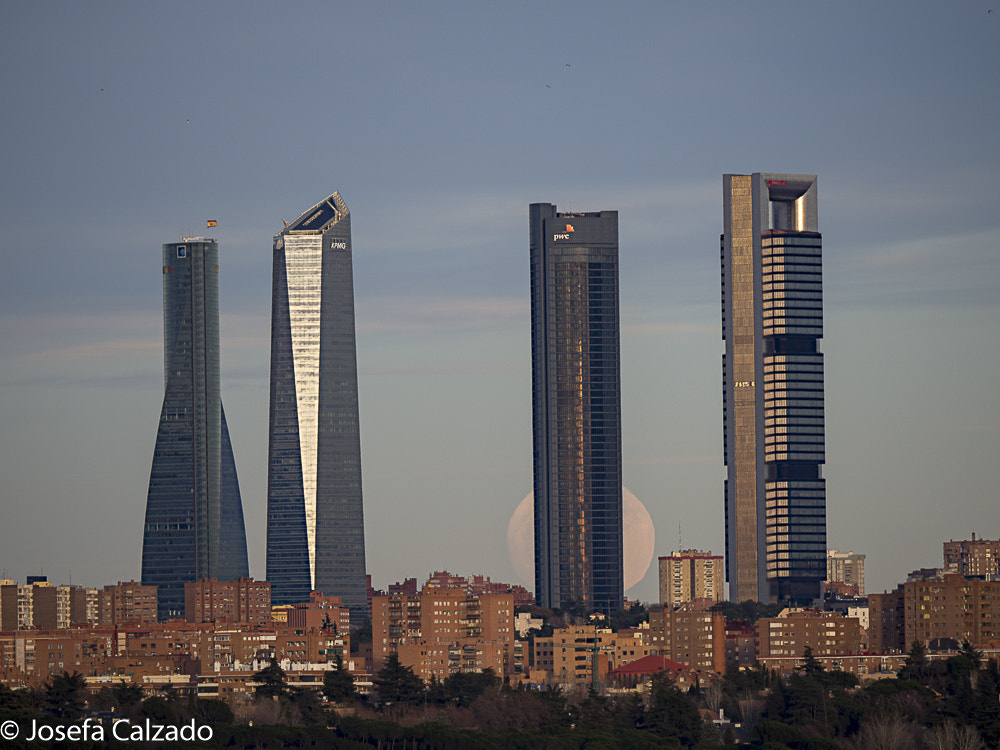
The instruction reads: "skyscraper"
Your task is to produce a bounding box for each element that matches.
[721,173,826,604]
[142,239,249,620]
[266,191,367,623]
[530,203,623,613]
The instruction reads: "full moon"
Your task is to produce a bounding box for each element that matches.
[507,487,656,593]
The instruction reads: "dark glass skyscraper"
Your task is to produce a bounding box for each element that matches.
[530,203,623,614]
[141,239,249,620]
[266,191,367,623]
[721,173,826,604]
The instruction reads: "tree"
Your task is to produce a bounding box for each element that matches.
[44,670,87,719]
[373,654,424,707]
[904,640,927,668]
[609,601,649,631]
[139,695,179,724]
[440,668,500,707]
[286,687,324,725]
[925,722,986,750]
[323,653,355,704]
[0,683,38,714]
[560,598,587,621]
[645,671,703,747]
[960,639,983,669]
[189,698,234,724]
[112,682,145,711]
[254,657,288,699]
[350,618,372,655]
[848,713,919,750]
[802,645,823,675]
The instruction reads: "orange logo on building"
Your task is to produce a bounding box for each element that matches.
[565,224,575,232]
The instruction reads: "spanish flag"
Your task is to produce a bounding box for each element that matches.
[206,219,218,228]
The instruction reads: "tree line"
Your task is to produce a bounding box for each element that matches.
[0,641,997,748]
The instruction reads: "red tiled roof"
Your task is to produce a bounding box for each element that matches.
[608,654,690,676]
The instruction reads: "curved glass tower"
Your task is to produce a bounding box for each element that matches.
[530,203,624,614]
[722,174,826,604]
[141,239,249,620]
[266,192,367,624]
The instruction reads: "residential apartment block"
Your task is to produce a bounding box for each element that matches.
[98,581,158,626]
[0,582,17,631]
[944,535,1000,578]
[647,607,726,673]
[756,608,862,661]
[869,573,1000,652]
[827,550,866,595]
[0,621,349,692]
[658,550,724,608]
[371,587,515,680]
[285,592,351,634]
[184,577,271,626]
[532,625,609,687]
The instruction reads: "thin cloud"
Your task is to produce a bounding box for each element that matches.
[625,455,717,467]
[13,339,159,366]
[360,359,526,377]
[358,296,528,334]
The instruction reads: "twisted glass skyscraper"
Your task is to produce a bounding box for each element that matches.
[721,173,826,604]
[266,192,367,623]
[530,203,623,614]
[141,239,249,620]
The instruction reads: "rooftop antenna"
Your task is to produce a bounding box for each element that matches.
[678,523,682,551]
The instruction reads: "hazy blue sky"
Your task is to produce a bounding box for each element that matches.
[1,2,997,603]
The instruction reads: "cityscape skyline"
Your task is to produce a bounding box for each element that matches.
[1,4,997,603]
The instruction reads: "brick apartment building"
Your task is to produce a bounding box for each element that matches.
[286,592,351,634]
[184,577,271,626]
[647,606,726,673]
[532,625,609,687]
[826,550,866,596]
[756,608,862,660]
[944,535,1000,578]
[658,550,724,608]
[371,587,515,680]
[98,581,158,626]
[869,573,1000,652]
[0,621,349,691]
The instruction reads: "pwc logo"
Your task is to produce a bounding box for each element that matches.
[552,223,575,241]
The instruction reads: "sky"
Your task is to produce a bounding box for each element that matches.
[1,2,997,604]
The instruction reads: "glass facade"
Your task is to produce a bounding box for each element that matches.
[141,240,249,621]
[722,174,826,604]
[530,203,623,614]
[266,192,368,624]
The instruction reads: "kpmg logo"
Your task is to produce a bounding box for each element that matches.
[330,240,348,250]
[552,223,575,241]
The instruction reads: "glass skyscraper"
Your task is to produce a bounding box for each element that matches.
[141,239,249,621]
[266,191,367,623]
[530,203,624,614]
[721,173,826,604]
